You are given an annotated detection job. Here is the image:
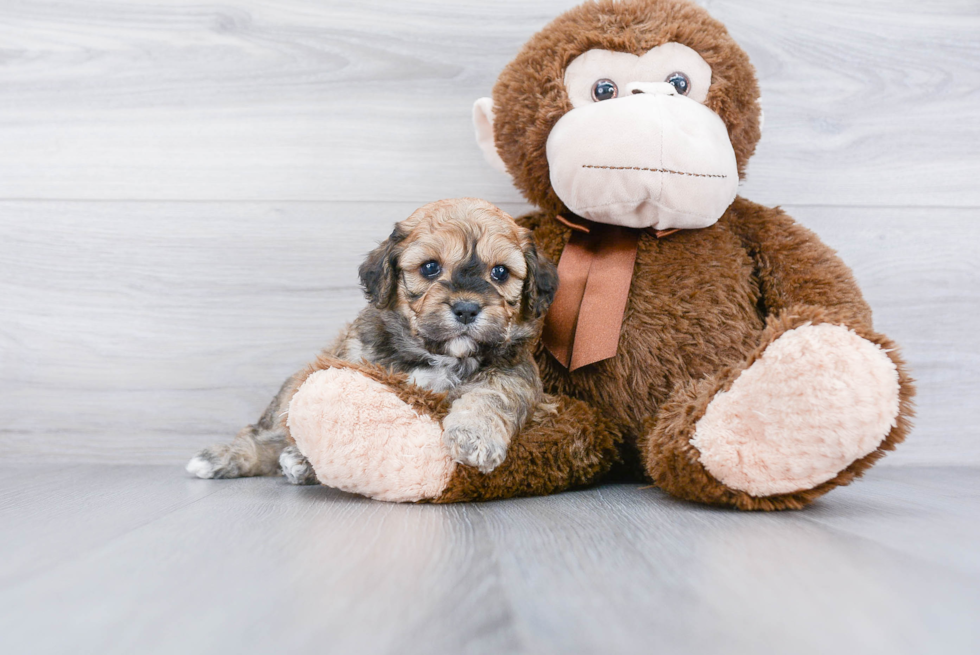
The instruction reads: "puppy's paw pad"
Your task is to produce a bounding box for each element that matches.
[279,448,317,485]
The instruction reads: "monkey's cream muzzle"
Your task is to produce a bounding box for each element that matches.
[546,89,738,230]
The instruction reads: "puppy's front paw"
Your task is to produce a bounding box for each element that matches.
[279,446,318,486]
[442,413,508,474]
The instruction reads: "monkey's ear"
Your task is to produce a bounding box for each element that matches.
[358,228,405,310]
[472,98,509,174]
[521,241,559,320]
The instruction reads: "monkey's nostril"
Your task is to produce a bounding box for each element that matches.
[631,89,643,94]
[451,301,481,325]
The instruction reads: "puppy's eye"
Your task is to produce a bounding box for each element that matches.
[419,261,442,279]
[490,265,509,282]
[591,79,618,102]
[665,71,691,96]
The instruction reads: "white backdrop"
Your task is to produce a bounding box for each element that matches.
[1,0,978,464]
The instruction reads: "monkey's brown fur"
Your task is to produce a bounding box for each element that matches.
[427,0,914,509]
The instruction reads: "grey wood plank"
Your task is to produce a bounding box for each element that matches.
[0,465,977,655]
[716,0,980,208]
[2,201,976,465]
[0,465,521,655]
[0,464,223,585]
[0,0,975,206]
[797,466,980,576]
[477,481,980,655]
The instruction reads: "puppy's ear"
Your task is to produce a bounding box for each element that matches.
[521,240,559,319]
[358,226,406,309]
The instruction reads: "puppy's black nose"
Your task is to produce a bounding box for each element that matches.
[451,301,481,325]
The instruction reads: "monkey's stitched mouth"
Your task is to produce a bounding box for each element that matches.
[582,164,728,179]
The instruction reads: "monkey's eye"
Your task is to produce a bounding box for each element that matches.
[419,261,442,279]
[490,265,510,282]
[665,71,691,96]
[591,79,618,102]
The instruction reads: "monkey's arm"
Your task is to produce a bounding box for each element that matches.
[726,197,873,329]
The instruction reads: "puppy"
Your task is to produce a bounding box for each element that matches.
[187,198,559,483]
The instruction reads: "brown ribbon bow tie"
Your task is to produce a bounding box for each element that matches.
[542,215,679,371]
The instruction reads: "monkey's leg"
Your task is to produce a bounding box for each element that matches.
[642,309,914,510]
[285,358,621,503]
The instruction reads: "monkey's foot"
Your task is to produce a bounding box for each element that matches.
[287,367,455,502]
[690,324,901,497]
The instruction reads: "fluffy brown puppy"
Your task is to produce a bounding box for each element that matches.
[187,198,559,482]
[338,197,559,473]
[283,0,913,509]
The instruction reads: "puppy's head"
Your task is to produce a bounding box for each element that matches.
[359,198,558,355]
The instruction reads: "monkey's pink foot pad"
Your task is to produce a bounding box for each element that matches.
[691,324,901,497]
[287,368,454,502]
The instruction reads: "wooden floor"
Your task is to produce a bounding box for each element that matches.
[1,465,978,655]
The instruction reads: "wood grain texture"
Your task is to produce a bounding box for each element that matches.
[0,464,223,586]
[1,201,977,465]
[0,0,976,205]
[0,465,977,655]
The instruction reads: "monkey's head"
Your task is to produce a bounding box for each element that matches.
[473,0,762,230]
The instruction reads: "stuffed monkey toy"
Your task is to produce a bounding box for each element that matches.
[284,0,914,510]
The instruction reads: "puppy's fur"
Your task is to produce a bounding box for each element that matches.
[187,198,559,482]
